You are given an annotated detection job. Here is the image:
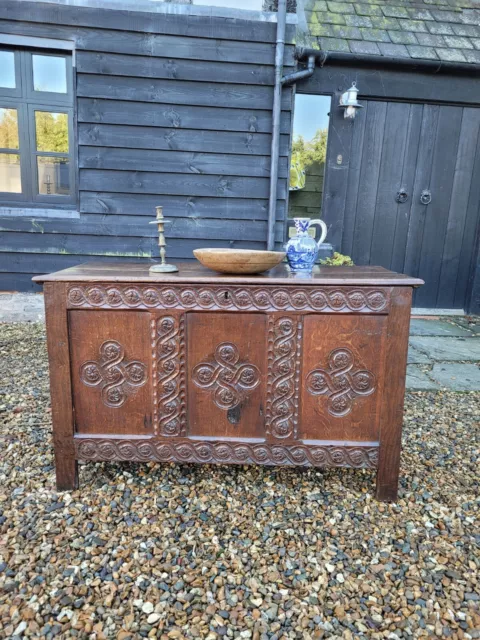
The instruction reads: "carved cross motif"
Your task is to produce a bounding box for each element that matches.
[306,348,375,417]
[192,342,260,410]
[80,340,147,408]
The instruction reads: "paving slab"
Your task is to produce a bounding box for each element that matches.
[409,318,472,337]
[407,344,431,364]
[452,317,480,335]
[408,336,480,362]
[406,366,440,390]
[429,363,480,391]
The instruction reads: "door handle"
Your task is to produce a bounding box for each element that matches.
[396,189,408,203]
[420,189,432,205]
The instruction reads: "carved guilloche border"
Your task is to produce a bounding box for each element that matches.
[67,284,390,313]
[74,437,379,469]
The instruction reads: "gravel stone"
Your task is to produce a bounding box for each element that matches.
[0,322,479,639]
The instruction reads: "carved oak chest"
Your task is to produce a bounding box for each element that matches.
[34,262,423,501]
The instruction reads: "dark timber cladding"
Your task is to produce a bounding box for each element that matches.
[0,1,295,291]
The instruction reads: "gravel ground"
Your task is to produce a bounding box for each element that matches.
[0,322,479,640]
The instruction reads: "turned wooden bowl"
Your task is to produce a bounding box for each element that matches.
[193,248,286,275]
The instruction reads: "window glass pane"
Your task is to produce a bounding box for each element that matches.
[0,108,19,149]
[32,55,67,93]
[35,111,69,153]
[0,51,16,89]
[37,156,70,195]
[0,153,21,193]
[288,95,331,227]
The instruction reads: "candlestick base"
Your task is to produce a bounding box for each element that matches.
[149,263,178,273]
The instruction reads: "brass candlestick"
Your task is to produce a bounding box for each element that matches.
[149,206,178,273]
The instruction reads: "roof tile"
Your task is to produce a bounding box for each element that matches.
[381,5,409,19]
[348,40,381,55]
[436,47,467,61]
[430,10,464,23]
[327,1,354,13]
[463,49,480,62]
[360,27,392,42]
[406,44,439,59]
[317,36,351,52]
[344,14,373,27]
[315,11,346,24]
[416,32,447,46]
[354,4,383,17]
[316,24,362,38]
[459,10,480,25]
[426,22,455,35]
[377,42,410,57]
[305,0,480,65]
[398,19,429,33]
[452,24,480,37]
[388,30,419,45]
[370,16,401,30]
[443,34,474,47]
[407,8,434,21]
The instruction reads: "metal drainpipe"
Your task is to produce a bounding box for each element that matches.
[267,31,325,249]
[266,0,287,251]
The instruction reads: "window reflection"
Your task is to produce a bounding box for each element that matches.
[0,153,21,193]
[35,111,69,153]
[0,108,19,149]
[289,95,331,221]
[37,156,70,195]
[32,55,67,93]
[0,51,15,89]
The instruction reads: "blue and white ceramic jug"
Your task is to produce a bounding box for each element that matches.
[286,217,328,274]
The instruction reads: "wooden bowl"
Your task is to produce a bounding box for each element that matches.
[193,248,286,275]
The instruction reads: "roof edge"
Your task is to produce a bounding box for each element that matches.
[11,0,298,24]
[297,47,480,76]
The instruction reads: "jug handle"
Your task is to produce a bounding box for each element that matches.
[309,219,328,249]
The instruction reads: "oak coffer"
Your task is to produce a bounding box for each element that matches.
[33,262,423,501]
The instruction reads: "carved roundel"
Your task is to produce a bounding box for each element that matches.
[79,340,147,408]
[307,347,376,417]
[192,342,260,410]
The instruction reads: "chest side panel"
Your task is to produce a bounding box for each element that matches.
[69,310,153,435]
[301,314,387,442]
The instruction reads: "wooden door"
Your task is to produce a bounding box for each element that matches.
[300,314,387,443]
[69,310,153,434]
[187,313,266,439]
[337,101,480,310]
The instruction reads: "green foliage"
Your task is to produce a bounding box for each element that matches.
[0,108,19,149]
[35,112,69,153]
[320,252,354,266]
[289,128,328,190]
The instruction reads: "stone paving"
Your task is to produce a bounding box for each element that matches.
[1,294,479,391]
[407,317,480,391]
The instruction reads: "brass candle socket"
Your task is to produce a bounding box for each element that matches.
[149,206,178,274]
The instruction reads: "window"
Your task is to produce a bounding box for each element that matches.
[288,94,331,225]
[0,48,74,207]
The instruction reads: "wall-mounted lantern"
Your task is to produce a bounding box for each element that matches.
[339,81,363,119]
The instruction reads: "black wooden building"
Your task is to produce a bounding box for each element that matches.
[1,0,480,314]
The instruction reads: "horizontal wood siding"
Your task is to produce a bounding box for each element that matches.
[0,1,294,290]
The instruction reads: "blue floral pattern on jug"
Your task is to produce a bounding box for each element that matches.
[286,217,328,275]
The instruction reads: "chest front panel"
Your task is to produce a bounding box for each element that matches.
[65,283,396,465]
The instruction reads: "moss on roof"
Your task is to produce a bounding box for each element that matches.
[299,0,480,63]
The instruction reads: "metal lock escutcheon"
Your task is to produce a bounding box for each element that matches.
[420,190,432,205]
